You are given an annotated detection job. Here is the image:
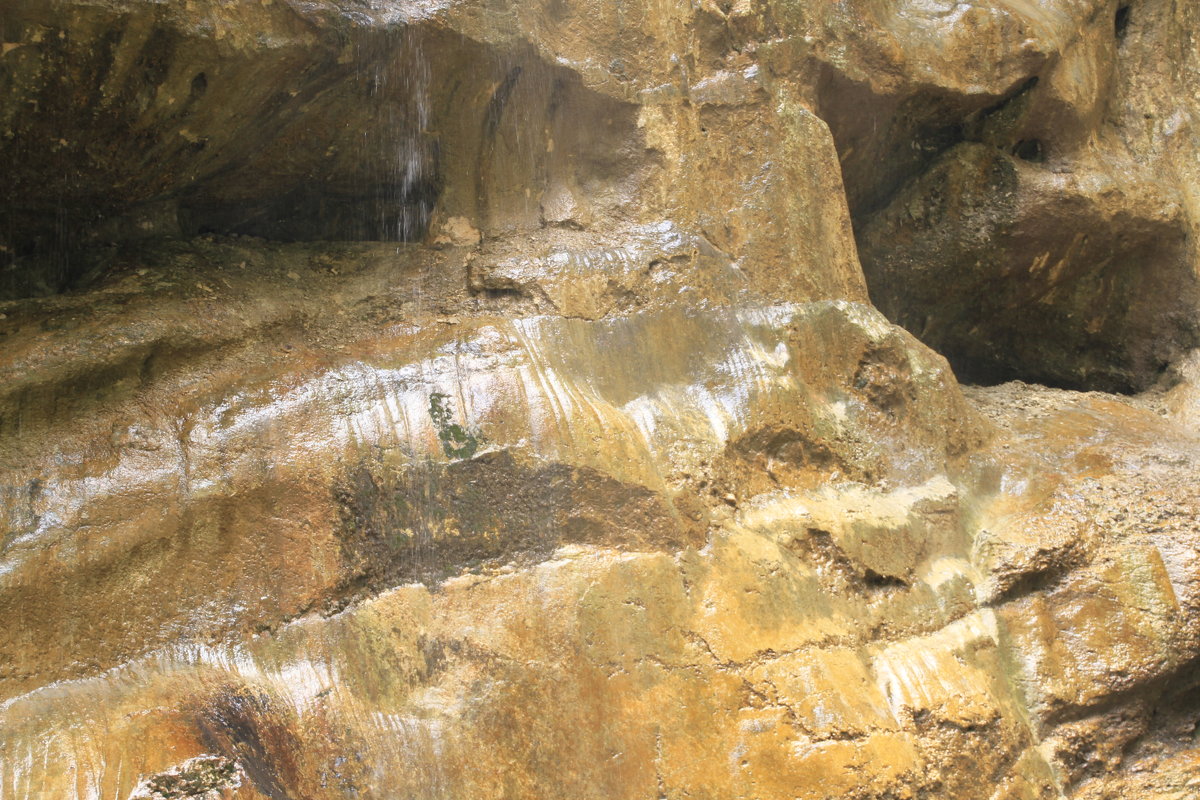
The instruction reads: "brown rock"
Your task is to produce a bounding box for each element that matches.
[0,2,1199,800]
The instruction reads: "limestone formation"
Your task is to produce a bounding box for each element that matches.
[1,2,1198,799]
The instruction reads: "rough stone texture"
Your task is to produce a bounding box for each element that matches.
[1,1,1199,800]
[861,139,1199,390]
[128,755,243,800]
[835,0,1200,390]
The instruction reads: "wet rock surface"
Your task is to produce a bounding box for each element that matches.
[820,0,1200,390]
[128,755,243,800]
[1,1,1199,799]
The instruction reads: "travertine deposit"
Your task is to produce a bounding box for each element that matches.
[1,2,1198,799]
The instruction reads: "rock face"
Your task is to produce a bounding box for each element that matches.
[835,0,1200,390]
[0,2,1198,800]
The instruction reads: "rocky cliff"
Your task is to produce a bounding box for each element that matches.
[1,2,1199,799]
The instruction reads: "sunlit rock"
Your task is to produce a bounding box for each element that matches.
[1,1,1199,799]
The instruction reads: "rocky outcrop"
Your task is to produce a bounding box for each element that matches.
[0,0,866,305]
[0,236,979,700]
[1,1,1199,800]
[858,142,1197,390]
[128,755,244,800]
[805,0,1200,390]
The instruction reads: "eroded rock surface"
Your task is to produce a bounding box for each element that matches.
[128,755,243,800]
[1,1,1199,799]
[841,0,1200,390]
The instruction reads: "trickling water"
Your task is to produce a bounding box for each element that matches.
[355,27,439,242]
[390,28,435,241]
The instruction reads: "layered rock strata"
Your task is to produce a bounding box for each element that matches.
[1,2,1199,799]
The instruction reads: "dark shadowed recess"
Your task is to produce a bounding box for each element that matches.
[3,5,627,300]
[817,9,1200,393]
[0,19,444,298]
[1,7,637,302]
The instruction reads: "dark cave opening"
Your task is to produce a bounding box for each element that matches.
[1116,5,1133,40]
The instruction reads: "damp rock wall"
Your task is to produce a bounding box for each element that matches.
[1,2,1199,799]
